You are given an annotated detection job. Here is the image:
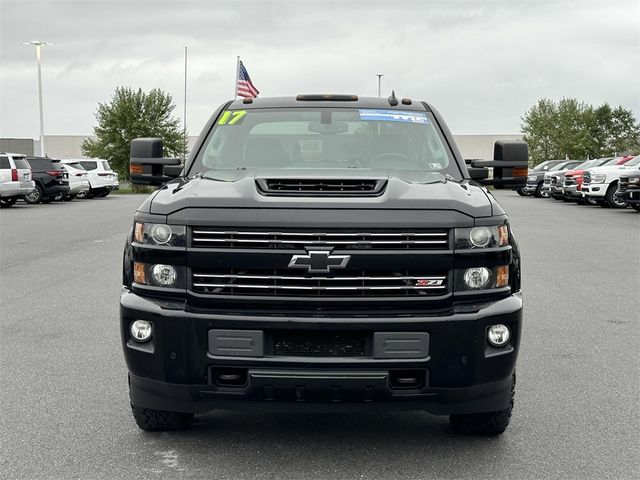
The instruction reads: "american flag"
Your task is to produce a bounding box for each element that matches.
[236,61,259,98]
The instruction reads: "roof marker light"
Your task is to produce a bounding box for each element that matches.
[296,94,358,101]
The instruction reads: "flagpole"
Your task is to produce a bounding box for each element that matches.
[234,56,240,100]
[183,45,188,161]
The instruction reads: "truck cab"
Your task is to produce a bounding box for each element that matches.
[121,95,527,435]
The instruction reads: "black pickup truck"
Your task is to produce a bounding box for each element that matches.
[617,169,640,211]
[121,94,527,435]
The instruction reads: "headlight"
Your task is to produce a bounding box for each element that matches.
[628,177,640,184]
[527,175,536,181]
[464,267,490,289]
[133,222,186,247]
[455,225,509,249]
[455,265,509,291]
[133,262,185,288]
[591,173,607,183]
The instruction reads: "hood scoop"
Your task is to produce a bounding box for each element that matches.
[256,178,387,196]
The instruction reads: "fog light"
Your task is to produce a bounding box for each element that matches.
[469,227,491,247]
[487,324,510,347]
[150,224,172,244]
[151,264,177,286]
[464,267,490,289]
[130,320,152,342]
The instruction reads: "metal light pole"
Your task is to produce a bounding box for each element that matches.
[376,74,383,98]
[24,41,53,157]
[183,45,188,161]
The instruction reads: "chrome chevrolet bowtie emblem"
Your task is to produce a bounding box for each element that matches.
[288,248,351,274]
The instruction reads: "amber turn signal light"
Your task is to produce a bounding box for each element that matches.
[133,262,146,284]
[134,222,144,243]
[497,225,509,246]
[512,167,528,178]
[496,265,509,288]
[130,164,144,174]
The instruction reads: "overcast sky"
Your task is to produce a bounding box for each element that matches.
[1,0,638,138]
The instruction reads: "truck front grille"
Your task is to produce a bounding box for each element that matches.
[582,171,591,185]
[191,229,450,250]
[191,269,448,297]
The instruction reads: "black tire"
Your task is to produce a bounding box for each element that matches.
[24,185,43,204]
[53,193,64,201]
[596,199,608,207]
[41,197,52,204]
[131,404,193,431]
[76,190,89,199]
[583,196,598,206]
[0,198,17,208]
[516,188,526,197]
[604,184,627,208]
[631,204,640,212]
[64,195,75,201]
[533,183,544,198]
[575,198,586,205]
[450,372,515,436]
[98,191,110,197]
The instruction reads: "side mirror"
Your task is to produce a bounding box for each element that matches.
[468,141,529,189]
[129,138,181,186]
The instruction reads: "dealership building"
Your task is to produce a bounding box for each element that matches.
[1,134,523,162]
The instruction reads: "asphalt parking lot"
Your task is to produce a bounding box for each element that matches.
[1,191,638,480]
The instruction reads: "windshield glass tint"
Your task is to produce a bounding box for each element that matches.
[191,108,459,177]
[624,156,640,166]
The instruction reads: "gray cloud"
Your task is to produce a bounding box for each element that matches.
[1,0,638,138]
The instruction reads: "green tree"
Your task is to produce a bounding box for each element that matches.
[521,98,640,165]
[521,98,559,165]
[607,106,640,155]
[82,87,187,180]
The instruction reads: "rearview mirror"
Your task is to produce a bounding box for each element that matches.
[468,141,528,189]
[129,138,181,186]
[308,121,349,134]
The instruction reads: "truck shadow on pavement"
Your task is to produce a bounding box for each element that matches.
[147,410,514,477]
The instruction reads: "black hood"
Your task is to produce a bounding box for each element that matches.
[144,169,496,219]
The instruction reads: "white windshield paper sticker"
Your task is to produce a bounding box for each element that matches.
[359,109,429,124]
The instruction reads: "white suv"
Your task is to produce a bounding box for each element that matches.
[77,159,119,197]
[60,160,90,200]
[582,156,640,208]
[0,153,35,208]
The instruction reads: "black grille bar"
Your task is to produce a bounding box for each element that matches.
[191,229,450,250]
[192,270,448,297]
[256,178,387,196]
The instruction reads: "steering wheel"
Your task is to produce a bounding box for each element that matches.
[369,152,421,169]
[370,152,414,163]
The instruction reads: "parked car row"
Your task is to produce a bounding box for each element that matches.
[0,153,119,207]
[519,155,640,211]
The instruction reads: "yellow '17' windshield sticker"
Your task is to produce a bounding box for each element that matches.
[217,110,248,125]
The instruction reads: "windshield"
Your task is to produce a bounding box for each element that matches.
[549,162,572,171]
[624,156,640,166]
[190,108,460,178]
[533,160,561,171]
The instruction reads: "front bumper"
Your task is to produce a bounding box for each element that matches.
[121,289,522,415]
[620,189,640,204]
[523,181,540,194]
[581,184,606,198]
[563,185,582,199]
